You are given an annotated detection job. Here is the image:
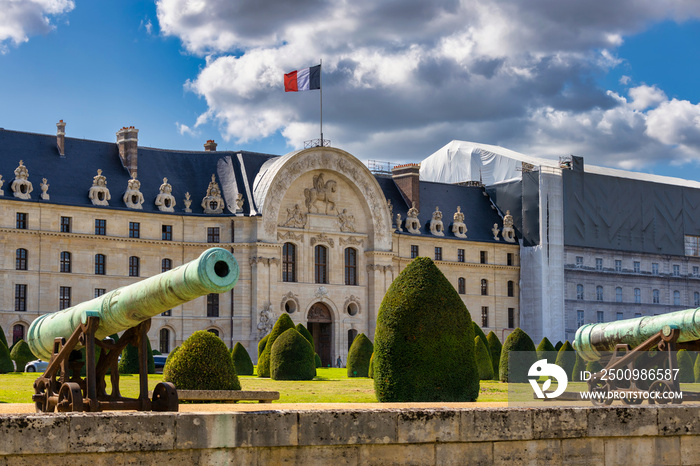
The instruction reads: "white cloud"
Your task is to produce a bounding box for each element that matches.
[0,0,74,53]
[176,122,199,137]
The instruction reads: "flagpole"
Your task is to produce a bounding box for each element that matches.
[320,59,323,145]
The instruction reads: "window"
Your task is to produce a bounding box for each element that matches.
[162,258,172,273]
[615,287,622,303]
[15,248,27,270]
[480,251,487,264]
[314,245,328,284]
[635,312,642,318]
[596,286,603,301]
[128,256,140,277]
[161,309,172,316]
[507,253,513,266]
[616,312,624,321]
[207,293,219,317]
[60,251,71,273]
[12,324,25,346]
[674,290,681,306]
[634,261,641,274]
[597,311,604,323]
[95,219,106,235]
[94,254,106,275]
[673,264,680,277]
[60,216,71,233]
[94,288,106,298]
[344,248,357,286]
[481,306,488,327]
[507,280,514,297]
[508,308,515,328]
[695,292,700,307]
[16,212,27,229]
[577,310,584,328]
[635,288,641,304]
[348,329,358,351]
[207,227,220,243]
[15,284,27,312]
[282,243,297,282]
[59,286,71,310]
[458,278,465,294]
[615,260,622,272]
[458,249,465,263]
[652,263,659,275]
[410,245,419,259]
[694,266,699,277]
[653,289,660,304]
[575,256,583,268]
[162,225,172,241]
[434,247,442,261]
[686,235,700,256]
[159,328,170,354]
[595,258,603,271]
[481,279,488,296]
[129,222,140,238]
[577,284,584,300]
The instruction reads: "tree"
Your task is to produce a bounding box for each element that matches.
[118,337,156,374]
[486,331,502,380]
[475,336,494,380]
[554,341,576,379]
[536,337,555,360]
[270,329,316,380]
[347,333,374,377]
[0,341,14,374]
[499,328,537,382]
[368,353,375,379]
[374,257,479,402]
[231,342,254,376]
[9,340,35,373]
[258,314,295,378]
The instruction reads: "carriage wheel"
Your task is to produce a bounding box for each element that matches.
[152,382,178,412]
[57,382,84,412]
[588,377,614,406]
[33,380,49,413]
[649,380,677,405]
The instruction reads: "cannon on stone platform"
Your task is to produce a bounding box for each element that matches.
[27,247,239,413]
[574,308,700,405]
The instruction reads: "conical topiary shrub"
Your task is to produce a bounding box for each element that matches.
[270,329,316,380]
[231,342,254,376]
[258,334,269,357]
[475,336,494,380]
[118,338,156,374]
[314,353,322,368]
[554,341,576,378]
[554,341,563,352]
[694,352,700,383]
[486,331,502,380]
[374,257,479,402]
[10,340,35,372]
[499,328,537,382]
[163,330,240,390]
[368,353,374,379]
[0,341,14,374]
[678,349,695,383]
[571,352,585,381]
[296,323,314,348]
[347,333,374,377]
[258,314,296,378]
[585,359,603,374]
[536,337,555,360]
[0,323,8,350]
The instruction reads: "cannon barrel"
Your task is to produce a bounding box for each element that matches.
[27,247,239,361]
[573,307,700,362]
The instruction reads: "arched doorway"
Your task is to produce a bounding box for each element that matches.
[307,302,332,367]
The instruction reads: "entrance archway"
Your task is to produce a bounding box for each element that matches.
[307,302,332,367]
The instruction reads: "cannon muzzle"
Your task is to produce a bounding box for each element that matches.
[28,247,239,360]
[573,307,700,361]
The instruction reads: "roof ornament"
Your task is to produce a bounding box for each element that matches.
[452,206,468,239]
[40,178,50,201]
[502,210,516,243]
[183,192,192,213]
[155,177,176,212]
[235,193,244,213]
[12,160,33,200]
[0,174,5,196]
[405,202,421,234]
[88,169,111,206]
[395,213,403,232]
[492,223,500,241]
[123,176,144,209]
[429,206,444,236]
[201,174,224,214]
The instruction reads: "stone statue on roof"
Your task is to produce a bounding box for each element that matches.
[12,160,33,200]
[155,177,176,212]
[452,206,467,238]
[201,174,224,214]
[123,176,144,209]
[88,169,111,206]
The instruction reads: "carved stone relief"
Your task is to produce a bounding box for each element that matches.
[40,178,50,200]
[257,305,274,336]
[88,169,111,206]
[344,295,361,316]
[123,176,144,209]
[502,210,516,243]
[0,175,4,196]
[452,206,468,238]
[405,202,421,234]
[280,203,307,228]
[387,200,393,226]
[155,177,176,212]
[235,193,244,212]
[12,161,33,199]
[337,209,356,232]
[304,173,337,214]
[201,174,225,214]
[280,291,300,314]
[429,206,444,236]
[278,231,304,242]
[340,237,364,247]
[310,233,335,248]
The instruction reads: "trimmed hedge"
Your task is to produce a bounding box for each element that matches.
[270,329,316,380]
[678,349,695,383]
[314,353,322,368]
[258,314,296,378]
[165,346,180,371]
[10,340,35,373]
[118,338,156,374]
[554,341,563,352]
[554,341,576,378]
[231,342,254,376]
[296,323,314,348]
[536,337,555,360]
[347,333,374,377]
[258,334,269,357]
[475,336,494,380]
[572,352,585,381]
[585,359,603,374]
[374,257,479,402]
[694,352,700,383]
[163,330,240,390]
[486,331,502,380]
[0,341,14,374]
[0,323,7,350]
[499,328,537,382]
[368,353,374,379]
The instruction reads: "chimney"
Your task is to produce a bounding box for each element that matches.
[116,126,139,178]
[204,139,217,151]
[56,120,66,157]
[391,163,421,209]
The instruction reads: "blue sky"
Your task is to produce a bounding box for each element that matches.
[3,1,700,180]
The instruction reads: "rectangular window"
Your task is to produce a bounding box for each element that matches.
[653,289,660,304]
[481,306,488,327]
[207,227,220,243]
[507,253,513,266]
[575,256,583,268]
[458,249,465,263]
[614,260,622,272]
[595,258,603,271]
[94,254,106,275]
[60,216,71,233]
[616,312,624,321]
[652,263,659,275]
[207,293,219,317]
[314,246,328,284]
[577,310,584,328]
[129,256,140,277]
[95,219,106,235]
[16,248,27,271]
[59,286,71,310]
[94,288,106,298]
[344,248,357,286]
[508,308,515,328]
[60,251,71,273]
[480,251,487,264]
[673,264,680,277]
[694,266,699,277]
[162,225,172,241]
[596,286,603,301]
[434,247,442,261]
[410,245,419,259]
[685,235,700,256]
[129,222,140,238]
[635,312,642,318]
[16,212,27,229]
[15,284,27,312]
[576,284,584,300]
[634,261,641,274]
[634,288,641,304]
[597,311,604,323]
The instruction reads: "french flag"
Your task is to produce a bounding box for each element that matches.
[284,65,321,92]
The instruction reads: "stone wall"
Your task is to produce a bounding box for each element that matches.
[2,406,699,465]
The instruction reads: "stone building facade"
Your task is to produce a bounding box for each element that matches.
[0,125,520,365]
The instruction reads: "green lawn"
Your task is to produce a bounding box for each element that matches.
[0,368,510,404]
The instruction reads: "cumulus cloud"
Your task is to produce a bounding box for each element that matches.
[0,0,74,53]
[156,0,700,167]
